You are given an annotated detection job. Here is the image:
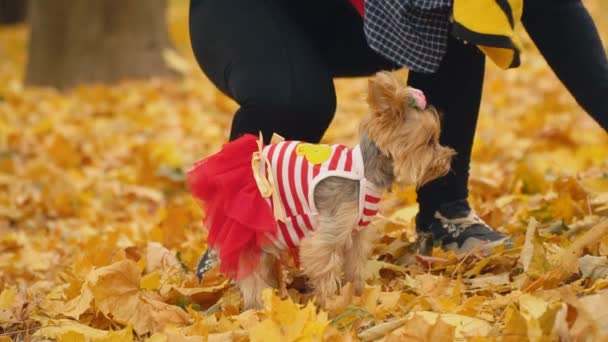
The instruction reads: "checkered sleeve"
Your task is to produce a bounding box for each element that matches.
[363,0,453,73]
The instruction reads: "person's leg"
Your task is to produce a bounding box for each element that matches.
[409,35,508,253]
[408,35,485,214]
[522,0,608,131]
[189,0,337,144]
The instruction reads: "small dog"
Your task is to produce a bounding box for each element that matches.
[188,72,455,309]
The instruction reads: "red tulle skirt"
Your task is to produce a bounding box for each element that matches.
[187,134,277,280]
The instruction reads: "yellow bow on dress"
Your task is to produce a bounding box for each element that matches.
[251,132,286,221]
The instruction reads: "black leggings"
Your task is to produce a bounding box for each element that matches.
[189,0,395,143]
[189,0,608,215]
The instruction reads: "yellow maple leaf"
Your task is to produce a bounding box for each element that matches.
[39,283,94,320]
[34,319,133,342]
[360,286,381,315]
[393,314,456,341]
[519,218,550,278]
[154,203,194,249]
[145,242,182,274]
[248,289,328,342]
[0,285,26,325]
[365,260,408,280]
[550,192,577,223]
[463,257,492,278]
[140,272,161,291]
[0,288,16,311]
[57,331,86,342]
[46,133,82,169]
[249,319,283,342]
[511,294,562,341]
[405,311,492,339]
[87,260,189,335]
[457,296,488,317]
[41,260,188,335]
[376,291,402,318]
[503,306,528,341]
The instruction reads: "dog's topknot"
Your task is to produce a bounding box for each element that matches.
[367,71,412,117]
[362,71,455,186]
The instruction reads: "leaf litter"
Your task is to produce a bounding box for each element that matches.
[0,1,608,341]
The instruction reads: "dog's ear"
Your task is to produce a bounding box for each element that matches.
[367,71,409,117]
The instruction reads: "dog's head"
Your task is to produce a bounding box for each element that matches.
[361,72,455,187]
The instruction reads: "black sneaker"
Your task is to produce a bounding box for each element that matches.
[416,199,513,255]
[196,249,219,281]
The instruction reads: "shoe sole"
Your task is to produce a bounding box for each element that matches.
[446,237,513,255]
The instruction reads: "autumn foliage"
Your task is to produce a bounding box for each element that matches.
[0,1,607,341]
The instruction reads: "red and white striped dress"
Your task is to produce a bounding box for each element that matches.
[259,141,383,252]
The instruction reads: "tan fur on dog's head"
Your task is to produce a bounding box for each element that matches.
[361,71,456,187]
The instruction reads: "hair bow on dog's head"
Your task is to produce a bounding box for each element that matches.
[407,88,427,110]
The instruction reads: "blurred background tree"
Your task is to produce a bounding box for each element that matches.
[25,0,173,89]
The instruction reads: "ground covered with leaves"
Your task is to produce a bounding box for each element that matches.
[1,2,608,341]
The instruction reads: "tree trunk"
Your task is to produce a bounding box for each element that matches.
[0,0,27,24]
[25,0,173,89]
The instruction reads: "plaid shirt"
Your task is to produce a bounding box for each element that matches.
[364,0,453,73]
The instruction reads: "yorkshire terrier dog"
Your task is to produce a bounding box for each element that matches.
[187,72,455,309]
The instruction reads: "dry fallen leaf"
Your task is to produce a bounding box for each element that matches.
[0,288,16,310]
[33,319,133,341]
[503,306,528,342]
[520,218,549,278]
[577,290,608,337]
[391,314,456,341]
[41,260,188,335]
[145,242,183,274]
[248,289,329,342]
[407,311,493,339]
[88,260,189,335]
[358,317,408,341]
[578,255,608,279]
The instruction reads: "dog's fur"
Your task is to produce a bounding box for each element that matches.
[238,72,455,308]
